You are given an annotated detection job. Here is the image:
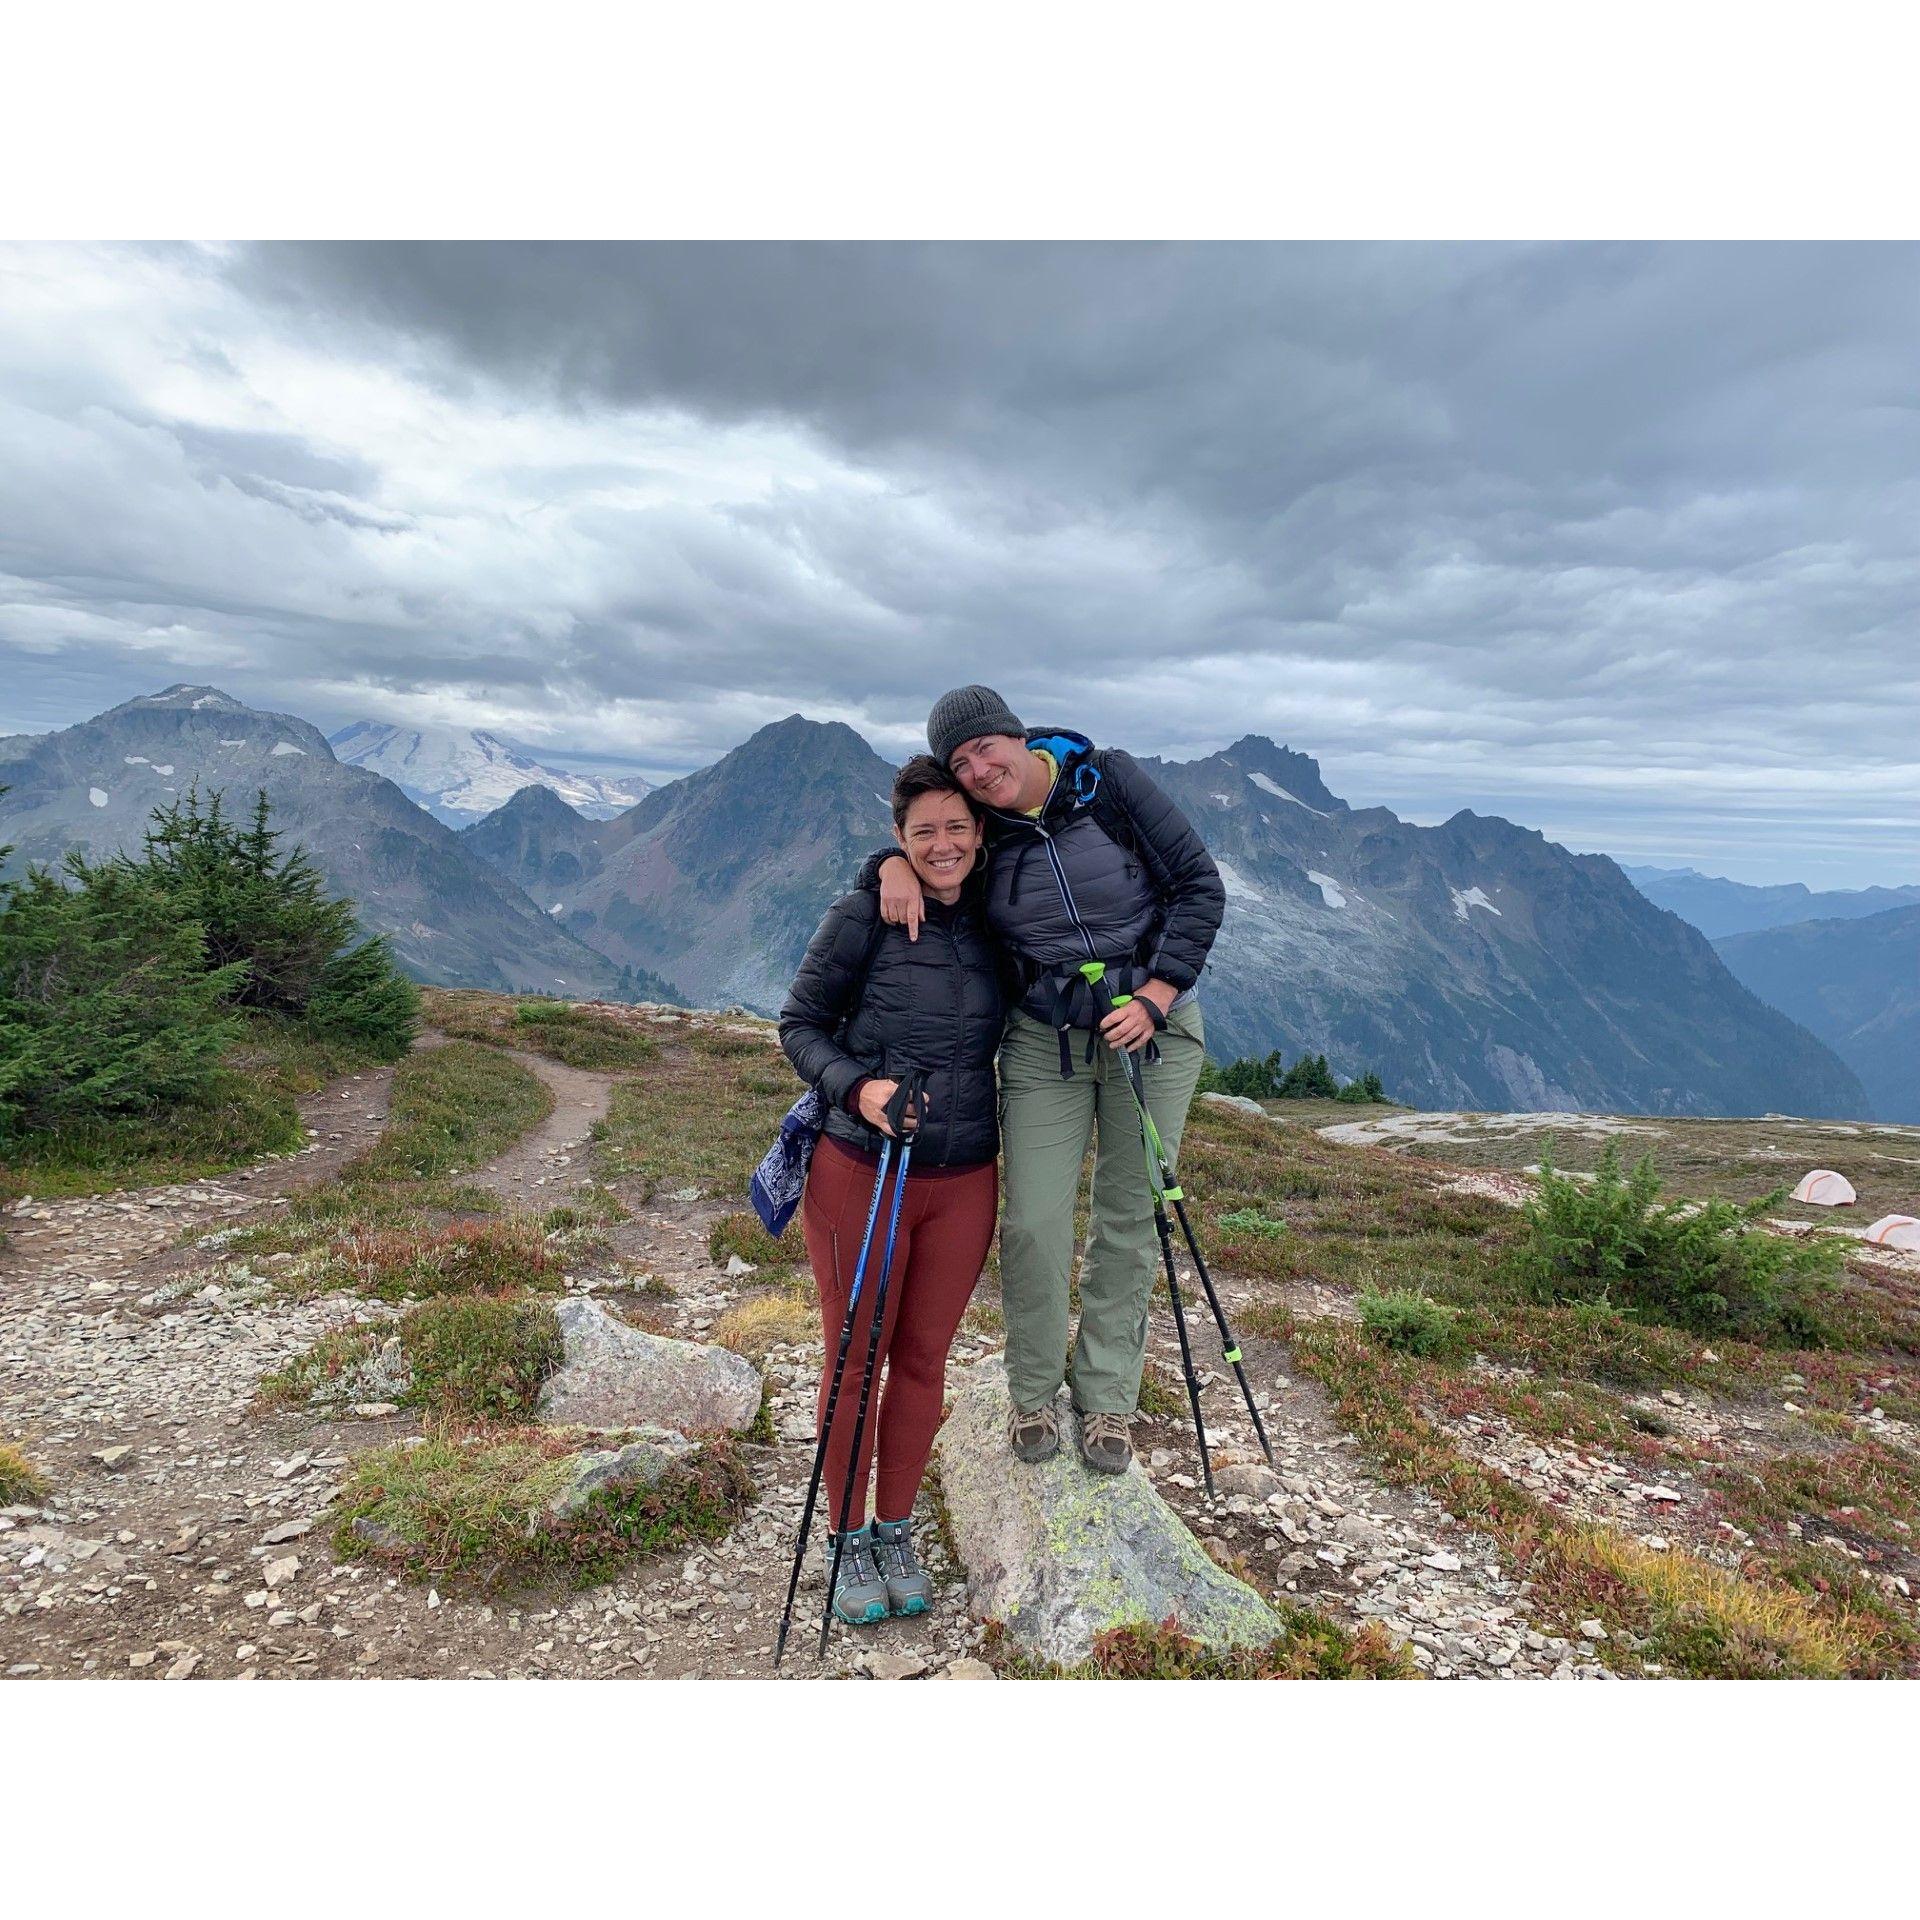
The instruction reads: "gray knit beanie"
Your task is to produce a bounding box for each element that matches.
[927,684,1025,766]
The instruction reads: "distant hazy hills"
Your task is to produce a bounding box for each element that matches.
[0,686,654,1001]
[328,720,651,825]
[1714,905,1920,1124]
[463,715,1868,1120]
[1623,864,1920,941]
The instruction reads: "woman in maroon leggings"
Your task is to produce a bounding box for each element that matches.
[779,756,1003,1626]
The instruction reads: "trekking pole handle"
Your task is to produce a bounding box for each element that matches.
[881,1068,929,1139]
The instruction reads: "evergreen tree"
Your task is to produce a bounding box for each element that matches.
[0,851,244,1141]
[1334,1068,1388,1104]
[1276,1051,1340,1099]
[123,786,356,1014]
[304,934,420,1060]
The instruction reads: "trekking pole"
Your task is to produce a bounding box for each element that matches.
[1079,964,1275,1482]
[772,1135,894,1670]
[817,1071,926,1661]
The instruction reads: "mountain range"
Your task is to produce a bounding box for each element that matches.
[463,715,1869,1119]
[3,685,1881,1120]
[327,720,651,825]
[1622,864,1920,941]
[1713,905,1920,1124]
[0,686,672,1002]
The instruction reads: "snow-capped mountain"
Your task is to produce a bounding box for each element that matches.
[327,721,651,825]
[0,686,642,1000]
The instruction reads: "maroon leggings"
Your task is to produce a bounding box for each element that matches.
[801,1136,997,1530]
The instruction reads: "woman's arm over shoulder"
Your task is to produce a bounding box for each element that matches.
[1101,747,1225,990]
[778,889,881,1108]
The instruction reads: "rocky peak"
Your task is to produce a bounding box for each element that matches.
[1211,735,1346,814]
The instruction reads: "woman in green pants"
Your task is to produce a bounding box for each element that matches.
[870,685,1223,1474]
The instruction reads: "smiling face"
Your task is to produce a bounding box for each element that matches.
[894,787,983,901]
[947,731,1038,811]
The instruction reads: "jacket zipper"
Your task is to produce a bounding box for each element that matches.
[1033,821,1100,963]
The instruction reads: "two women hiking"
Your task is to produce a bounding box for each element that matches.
[776,684,1224,1630]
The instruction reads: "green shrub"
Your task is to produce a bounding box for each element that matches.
[400,1294,563,1422]
[0,784,415,1151]
[1218,1206,1287,1240]
[0,1441,51,1504]
[1511,1143,1843,1341]
[1199,1051,1382,1103]
[1358,1287,1463,1356]
[127,787,352,1014]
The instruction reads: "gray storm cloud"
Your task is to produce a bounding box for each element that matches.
[2,240,1917,884]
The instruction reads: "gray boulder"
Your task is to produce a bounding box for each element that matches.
[537,1298,761,1434]
[549,1429,693,1518]
[931,1359,1286,1666]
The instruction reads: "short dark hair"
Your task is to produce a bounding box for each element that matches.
[891,754,976,831]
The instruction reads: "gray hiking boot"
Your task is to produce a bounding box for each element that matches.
[822,1528,889,1626]
[1007,1399,1060,1463]
[871,1517,933,1617]
[1075,1407,1133,1474]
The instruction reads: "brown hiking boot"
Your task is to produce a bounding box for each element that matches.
[1006,1399,1060,1463]
[1075,1408,1133,1474]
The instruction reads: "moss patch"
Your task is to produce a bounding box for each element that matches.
[399,1294,563,1423]
[987,1610,1418,1680]
[331,1428,754,1589]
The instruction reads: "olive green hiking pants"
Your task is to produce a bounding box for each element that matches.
[997,1000,1207,1417]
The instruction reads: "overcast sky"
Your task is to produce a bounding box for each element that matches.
[3,240,1916,886]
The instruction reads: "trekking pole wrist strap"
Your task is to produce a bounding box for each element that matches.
[882,1069,928,1138]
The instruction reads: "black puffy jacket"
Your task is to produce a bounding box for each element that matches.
[862,729,1225,1023]
[778,883,1004,1168]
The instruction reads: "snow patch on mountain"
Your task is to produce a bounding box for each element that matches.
[88,787,108,807]
[1307,869,1348,909]
[270,742,306,756]
[1452,885,1502,921]
[1215,858,1266,903]
[1250,771,1330,817]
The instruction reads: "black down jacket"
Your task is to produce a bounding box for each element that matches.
[778,884,1004,1168]
[862,728,1225,1020]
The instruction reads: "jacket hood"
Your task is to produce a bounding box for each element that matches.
[975,727,1098,833]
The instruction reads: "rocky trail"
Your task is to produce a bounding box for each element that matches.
[2,1035,1625,1682]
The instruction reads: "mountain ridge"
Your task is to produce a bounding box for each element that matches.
[0,685,645,1002]
[464,714,1868,1120]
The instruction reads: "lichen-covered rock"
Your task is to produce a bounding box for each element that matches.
[537,1298,761,1434]
[548,1428,693,1517]
[932,1359,1285,1666]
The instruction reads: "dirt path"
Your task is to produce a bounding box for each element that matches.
[466,1049,612,1202]
[4,1039,1614,1682]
